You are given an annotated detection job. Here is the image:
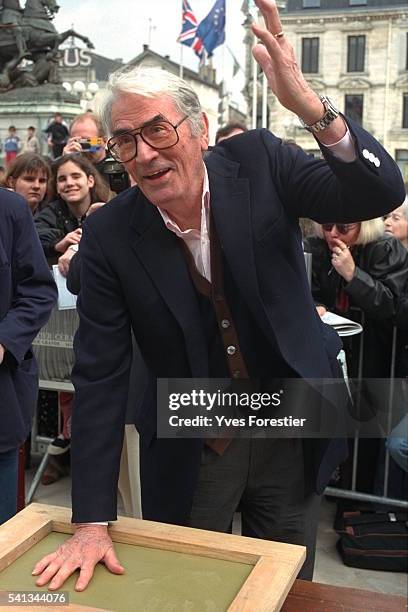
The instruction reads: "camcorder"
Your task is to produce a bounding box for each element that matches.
[99,155,131,194]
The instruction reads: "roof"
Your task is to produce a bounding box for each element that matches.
[126,48,219,91]
[285,0,408,12]
[86,52,124,81]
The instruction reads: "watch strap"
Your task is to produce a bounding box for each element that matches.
[299,96,339,134]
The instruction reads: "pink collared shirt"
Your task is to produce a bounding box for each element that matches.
[158,166,212,281]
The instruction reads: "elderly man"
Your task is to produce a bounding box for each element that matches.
[33,0,405,591]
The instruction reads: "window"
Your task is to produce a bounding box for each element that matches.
[403,94,408,129]
[345,94,364,124]
[302,0,320,7]
[347,35,366,72]
[302,38,319,73]
[396,150,408,183]
[349,0,367,5]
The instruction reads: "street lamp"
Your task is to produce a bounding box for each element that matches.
[88,82,99,95]
[73,80,86,94]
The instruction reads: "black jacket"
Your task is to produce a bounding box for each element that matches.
[395,278,408,377]
[305,234,408,377]
[0,190,57,451]
[34,198,83,260]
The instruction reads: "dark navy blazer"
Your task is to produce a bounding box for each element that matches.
[70,120,405,524]
[0,189,57,452]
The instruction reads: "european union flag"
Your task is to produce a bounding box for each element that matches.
[196,0,226,58]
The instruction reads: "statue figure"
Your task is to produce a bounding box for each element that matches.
[0,0,94,91]
[0,0,28,58]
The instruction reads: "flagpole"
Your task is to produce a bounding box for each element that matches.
[180,44,184,79]
[261,72,268,128]
[252,54,257,129]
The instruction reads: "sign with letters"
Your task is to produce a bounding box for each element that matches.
[59,48,92,68]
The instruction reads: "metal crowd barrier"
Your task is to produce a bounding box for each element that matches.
[325,309,407,509]
[27,308,77,503]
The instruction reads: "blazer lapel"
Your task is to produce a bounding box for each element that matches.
[129,191,208,377]
[206,153,274,340]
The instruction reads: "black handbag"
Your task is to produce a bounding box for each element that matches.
[336,510,408,572]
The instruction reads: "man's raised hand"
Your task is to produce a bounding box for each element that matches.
[251,0,322,123]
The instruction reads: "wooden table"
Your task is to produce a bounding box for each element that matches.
[0,505,405,611]
[284,580,407,612]
[0,504,305,611]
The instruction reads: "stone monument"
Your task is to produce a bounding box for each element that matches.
[0,0,94,157]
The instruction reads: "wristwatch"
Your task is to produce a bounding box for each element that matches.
[299,96,339,134]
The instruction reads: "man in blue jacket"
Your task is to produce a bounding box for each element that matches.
[0,188,57,524]
[33,0,405,590]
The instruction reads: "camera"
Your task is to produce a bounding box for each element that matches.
[99,155,130,194]
[78,137,104,153]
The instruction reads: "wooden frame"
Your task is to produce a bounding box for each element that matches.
[0,504,306,611]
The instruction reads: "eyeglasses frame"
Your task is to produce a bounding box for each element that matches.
[107,115,189,163]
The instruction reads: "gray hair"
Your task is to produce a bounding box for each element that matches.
[96,66,204,138]
[314,217,385,245]
[398,196,408,219]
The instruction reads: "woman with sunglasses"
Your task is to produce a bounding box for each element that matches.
[305,218,408,494]
[305,218,408,377]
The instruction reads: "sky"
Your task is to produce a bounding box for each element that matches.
[53,0,254,109]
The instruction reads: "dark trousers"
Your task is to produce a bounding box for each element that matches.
[0,448,18,525]
[187,438,321,580]
[52,144,65,159]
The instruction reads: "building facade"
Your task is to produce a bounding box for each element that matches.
[243,0,408,181]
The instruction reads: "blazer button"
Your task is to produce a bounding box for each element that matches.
[221,319,230,329]
[227,345,236,356]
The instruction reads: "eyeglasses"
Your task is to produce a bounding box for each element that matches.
[106,115,189,163]
[322,223,359,235]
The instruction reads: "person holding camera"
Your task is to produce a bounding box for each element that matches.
[63,112,131,194]
[63,113,106,166]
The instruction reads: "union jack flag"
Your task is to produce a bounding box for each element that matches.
[177,0,198,47]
